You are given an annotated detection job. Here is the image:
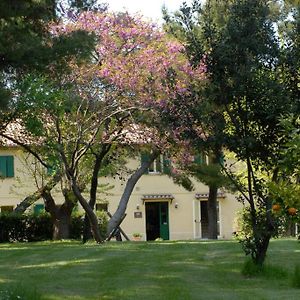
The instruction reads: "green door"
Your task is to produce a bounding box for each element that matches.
[159,202,169,240]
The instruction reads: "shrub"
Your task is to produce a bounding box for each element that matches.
[26,213,52,242]
[0,212,107,243]
[96,210,108,238]
[70,214,84,239]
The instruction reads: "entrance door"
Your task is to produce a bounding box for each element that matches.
[200,201,209,238]
[145,202,169,240]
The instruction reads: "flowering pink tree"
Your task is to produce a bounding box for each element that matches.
[31,11,206,241]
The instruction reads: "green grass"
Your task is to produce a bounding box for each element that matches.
[0,239,299,299]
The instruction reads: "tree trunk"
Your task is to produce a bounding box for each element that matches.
[52,209,72,240]
[207,184,218,239]
[254,233,271,266]
[206,148,222,239]
[70,176,104,243]
[107,150,160,235]
[42,190,75,240]
[83,145,110,242]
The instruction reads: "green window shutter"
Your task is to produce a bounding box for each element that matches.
[0,156,7,177]
[6,156,14,177]
[163,156,171,174]
[219,153,224,166]
[34,204,45,214]
[141,152,150,174]
[194,154,203,165]
[47,166,54,175]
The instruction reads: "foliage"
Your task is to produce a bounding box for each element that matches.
[268,116,300,226]
[234,206,285,257]
[0,0,95,114]
[0,212,52,242]
[0,212,108,242]
[10,9,205,242]
[165,0,297,264]
[132,232,142,238]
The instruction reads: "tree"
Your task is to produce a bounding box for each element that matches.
[165,0,294,266]
[0,0,95,119]
[7,10,205,243]
[163,0,233,240]
[0,0,116,240]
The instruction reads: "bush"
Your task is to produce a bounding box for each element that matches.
[0,211,108,242]
[96,210,108,238]
[70,214,84,239]
[26,213,53,242]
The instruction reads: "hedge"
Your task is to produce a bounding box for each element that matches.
[0,212,107,243]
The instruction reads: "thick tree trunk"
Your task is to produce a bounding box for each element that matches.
[70,176,104,243]
[14,173,60,213]
[43,190,75,240]
[107,150,160,235]
[207,184,218,239]
[52,209,72,240]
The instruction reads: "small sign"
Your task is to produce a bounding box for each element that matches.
[134,211,142,218]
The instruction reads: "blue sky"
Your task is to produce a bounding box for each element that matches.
[107,0,193,22]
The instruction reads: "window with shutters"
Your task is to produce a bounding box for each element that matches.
[194,152,208,165]
[1,206,14,213]
[149,155,162,173]
[96,203,108,212]
[141,153,171,175]
[0,156,14,178]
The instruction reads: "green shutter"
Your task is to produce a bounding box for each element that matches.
[141,152,150,174]
[163,156,171,174]
[47,166,54,175]
[194,154,203,165]
[219,153,224,166]
[0,156,6,177]
[6,156,14,177]
[0,156,14,177]
[34,204,45,214]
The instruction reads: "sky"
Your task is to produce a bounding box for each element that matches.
[106,0,193,23]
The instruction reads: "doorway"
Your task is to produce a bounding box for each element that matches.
[145,202,169,240]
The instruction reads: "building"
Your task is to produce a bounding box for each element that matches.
[0,146,242,241]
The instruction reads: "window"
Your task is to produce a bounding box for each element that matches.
[194,152,208,165]
[0,156,14,178]
[141,153,171,174]
[1,206,14,213]
[96,203,108,212]
[149,155,163,173]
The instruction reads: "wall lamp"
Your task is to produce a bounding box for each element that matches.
[174,203,179,209]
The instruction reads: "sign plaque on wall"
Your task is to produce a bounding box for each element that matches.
[134,211,142,218]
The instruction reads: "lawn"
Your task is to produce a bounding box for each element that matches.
[0,239,299,299]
